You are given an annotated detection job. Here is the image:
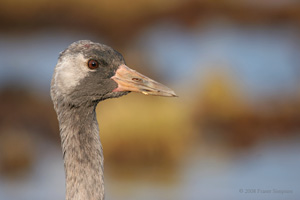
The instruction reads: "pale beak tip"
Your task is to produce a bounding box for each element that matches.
[169,91,178,97]
[163,90,178,97]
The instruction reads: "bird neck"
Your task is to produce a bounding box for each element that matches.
[57,104,105,200]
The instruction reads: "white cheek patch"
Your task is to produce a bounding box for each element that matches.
[54,54,91,94]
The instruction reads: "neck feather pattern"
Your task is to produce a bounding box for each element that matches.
[56,103,105,200]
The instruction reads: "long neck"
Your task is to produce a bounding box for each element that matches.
[57,104,104,200]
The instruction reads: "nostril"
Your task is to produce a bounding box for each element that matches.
[132,78,142,82]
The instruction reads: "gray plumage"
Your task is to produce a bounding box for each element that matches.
[51,40,176,200]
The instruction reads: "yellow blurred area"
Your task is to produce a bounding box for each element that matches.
[98,94,192,167]
[199,69,246,118]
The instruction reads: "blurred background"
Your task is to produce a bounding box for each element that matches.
[0,0,300,200]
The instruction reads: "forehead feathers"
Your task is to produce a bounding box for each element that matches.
[59,40,125,65]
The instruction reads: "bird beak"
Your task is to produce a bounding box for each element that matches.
[111,65,177,97]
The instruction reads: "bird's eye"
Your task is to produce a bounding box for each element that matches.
[88,59,99,69]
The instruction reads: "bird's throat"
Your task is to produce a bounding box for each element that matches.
[58,105,105,200]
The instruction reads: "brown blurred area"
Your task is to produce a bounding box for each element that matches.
[0,0,299,200]
[193,71,300,149]
[1,0,300,45]
[0,88,59,177]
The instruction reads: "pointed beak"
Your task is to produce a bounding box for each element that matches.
[111,65,177,97]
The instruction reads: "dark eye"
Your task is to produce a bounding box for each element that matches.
[88,59,99,69]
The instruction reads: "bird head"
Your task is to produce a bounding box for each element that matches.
[51,40,176,107]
